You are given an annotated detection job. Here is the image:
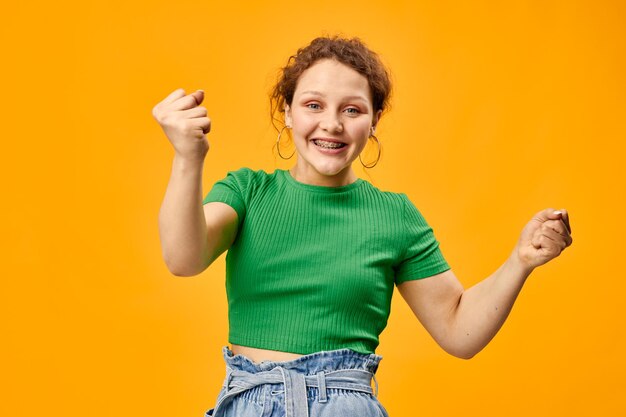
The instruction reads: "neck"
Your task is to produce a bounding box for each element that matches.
[289,164,357,187]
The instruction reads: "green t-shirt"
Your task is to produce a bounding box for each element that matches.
[203,168,450,354]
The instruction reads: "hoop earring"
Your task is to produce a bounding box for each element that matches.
[276,125,295,160]
[359,135,381,168]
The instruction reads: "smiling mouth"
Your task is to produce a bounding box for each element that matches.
[311,139,347,149]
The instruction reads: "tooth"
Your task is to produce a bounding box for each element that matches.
[315,140,342,148]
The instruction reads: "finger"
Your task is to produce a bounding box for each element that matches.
[557,219,573,246]
[179,105,208,119]
[558,208,572,234]
[539,240,562,258]
[533,233,564,255]
[170,90,204,111]
[538,227,568,250]
[533,208,560,224]
[189,89,204,106]
[161,88,186,105]
[190,117,211,134]
[544,219,569,239]
[531,230,545,248]
[546,229,568,249]
[552,220,573,247]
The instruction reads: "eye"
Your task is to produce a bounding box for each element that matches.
[345,107,361,114]
[306,103,321,110]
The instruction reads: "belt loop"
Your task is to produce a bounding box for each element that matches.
[278,367,309,417]
[372,372,379,398]
[224,366,234,389]
[316,371,328,403]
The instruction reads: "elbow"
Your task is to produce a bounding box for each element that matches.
[161,242,214,276]
[445,347,476,360]
[169,268,200,277]
[454,351,476,360]
[441,342,479,360]
[447,348,477,360]
[166,264,197,277]
[164,256,209,277]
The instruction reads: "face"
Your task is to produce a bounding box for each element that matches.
[285,59,382,186]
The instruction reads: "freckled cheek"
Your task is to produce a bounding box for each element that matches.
[353,123,372,138]
[291,115,316,134]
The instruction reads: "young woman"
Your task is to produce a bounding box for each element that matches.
[153,36,572,417]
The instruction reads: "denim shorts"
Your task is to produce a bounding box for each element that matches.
[204,345,390,417]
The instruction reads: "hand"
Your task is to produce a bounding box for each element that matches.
[513,208,573,271]
[152,88,210,161]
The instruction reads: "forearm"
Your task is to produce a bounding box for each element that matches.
[158,155,210,276]
[450,252,534,358]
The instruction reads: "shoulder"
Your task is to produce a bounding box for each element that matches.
[220,167,278,186]
[360,181,434,227]
[217,167,285,201]
[359,180,410,212]
[222,166,258,181]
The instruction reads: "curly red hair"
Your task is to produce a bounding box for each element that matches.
[270,36,393,132]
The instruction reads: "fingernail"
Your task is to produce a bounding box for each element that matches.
[553,210,562,215]
[198,89,204,93]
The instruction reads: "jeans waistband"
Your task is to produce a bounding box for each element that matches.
[212,346,383,417]
[222,345,383,374]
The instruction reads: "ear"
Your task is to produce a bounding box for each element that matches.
[284,104,293,127]
[371,109,382,134]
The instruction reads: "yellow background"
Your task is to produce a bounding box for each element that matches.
[2,1,624,416]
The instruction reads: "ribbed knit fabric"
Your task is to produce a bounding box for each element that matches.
[202,168,451,355]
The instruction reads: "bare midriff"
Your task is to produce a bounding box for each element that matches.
[230,343,304,364]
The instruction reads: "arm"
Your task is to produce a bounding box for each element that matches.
[158,155,238,277]
[397,208,572,359]
[397,256,532,359]
[154,88,239,276]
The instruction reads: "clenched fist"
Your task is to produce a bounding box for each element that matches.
[152,88,211,161]
[514,208,573,270]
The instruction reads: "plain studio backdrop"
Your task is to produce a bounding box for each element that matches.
[1,1,624,416]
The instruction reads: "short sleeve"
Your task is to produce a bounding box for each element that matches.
[394,194,451,285]
[202,168,250,227]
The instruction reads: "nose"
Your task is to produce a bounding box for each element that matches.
[319,112,343,133]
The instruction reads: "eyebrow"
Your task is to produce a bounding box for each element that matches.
[299,90,369,103]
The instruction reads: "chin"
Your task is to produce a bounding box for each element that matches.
[311,161,351,177]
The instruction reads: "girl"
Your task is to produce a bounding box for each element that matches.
[153,36,572,417]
